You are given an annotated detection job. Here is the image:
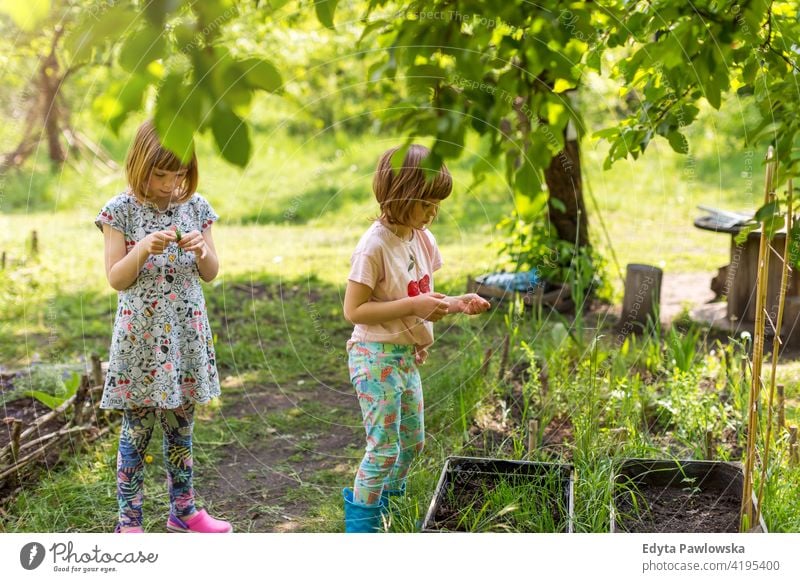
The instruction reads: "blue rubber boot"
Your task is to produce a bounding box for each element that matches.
[343,488,384,533]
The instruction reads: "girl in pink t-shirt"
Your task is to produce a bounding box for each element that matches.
[341,144,490,532]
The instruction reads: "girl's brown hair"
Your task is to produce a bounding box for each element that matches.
[373,144,452,226]
[125,120,198,204]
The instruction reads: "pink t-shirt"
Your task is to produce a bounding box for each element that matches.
[347,221,443,349]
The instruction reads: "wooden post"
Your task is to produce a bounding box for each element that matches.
[705,430,714,460]
[527,419,539,456]
[480,348,493,378]
[71,375,90,426]
[1,251,5,270]
[7,418,22,463]
[789,426,798,467]
[91,353,103,388]
[619,264,663,334]
[777,384,785,433]
[498,334,510,382]
[31,230,38,256]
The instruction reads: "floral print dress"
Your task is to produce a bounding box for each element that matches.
[95,192,220,410]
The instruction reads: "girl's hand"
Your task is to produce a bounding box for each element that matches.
[412,292,448,322]
[174,228,208,259]
[141,230,177,255]
[414,345,429,365]
[455,293,491,315]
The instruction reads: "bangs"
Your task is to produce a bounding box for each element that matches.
[152,148,186,172]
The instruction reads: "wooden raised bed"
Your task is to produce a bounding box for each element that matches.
[611,459,768,533]
[422,456,574,533]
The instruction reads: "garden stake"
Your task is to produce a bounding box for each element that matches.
[777,384,785,433]
[741,146,776,531]
[527,419,539,456]
[756,178,793,528]
[31,230,38,256]
[705,430,714,460]
[498,334,510,381]
[789,426,798,467]
[480,348,493,378]
[1,251,5,270]
[91,352,103,388]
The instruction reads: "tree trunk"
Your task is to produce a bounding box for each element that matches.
[544,129,590,247]
[40,50,67,165]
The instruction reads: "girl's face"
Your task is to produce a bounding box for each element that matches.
[409,199,440,229]
[146,167,187,203]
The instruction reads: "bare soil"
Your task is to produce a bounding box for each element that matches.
[615,484,740,533]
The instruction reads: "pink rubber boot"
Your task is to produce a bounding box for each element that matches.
[114,524,144,533]
[166,509,233,533]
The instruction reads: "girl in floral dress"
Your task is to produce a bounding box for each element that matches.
[96,120,231,533]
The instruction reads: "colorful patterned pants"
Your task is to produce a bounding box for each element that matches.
[116,404,196,528]
[348,342,425,506]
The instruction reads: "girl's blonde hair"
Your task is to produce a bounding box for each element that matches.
[373,144,452,226]
[125,120,198,204]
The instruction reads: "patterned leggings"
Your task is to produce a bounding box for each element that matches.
[116,403,196,528]
[349,342,425,506]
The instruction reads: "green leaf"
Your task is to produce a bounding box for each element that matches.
[549,197,567,213]
[210,106,251,167]
[315,0,338,30]
[145,0,181,26]
[119,25,167,73]
[390,142,411,173]
[755,200,779,222]
[154,76,197,163]
[0,0,49,32]
[64,4,135,63]
[241,57,283,93]
[666,131,689,154]
[24,390,64,410]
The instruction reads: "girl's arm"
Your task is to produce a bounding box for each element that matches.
[102,225,175,291]
[195,226,219,282]
[343,281,448,325]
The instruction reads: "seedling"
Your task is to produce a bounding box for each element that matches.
[174,227,184,256]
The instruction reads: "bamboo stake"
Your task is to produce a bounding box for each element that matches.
[777,384,785,432]
[755,179,793,527]
[741,147,777,530]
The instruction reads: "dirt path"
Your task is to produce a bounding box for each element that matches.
[198,378,361,532]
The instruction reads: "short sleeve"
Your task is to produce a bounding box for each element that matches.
[95,197,127,235]
[423,229,443,272]
[349,250,382,289]
[195,194,220,231]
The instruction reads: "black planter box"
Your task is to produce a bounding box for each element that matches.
[611,459,768,533]
[422,456,574,533]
